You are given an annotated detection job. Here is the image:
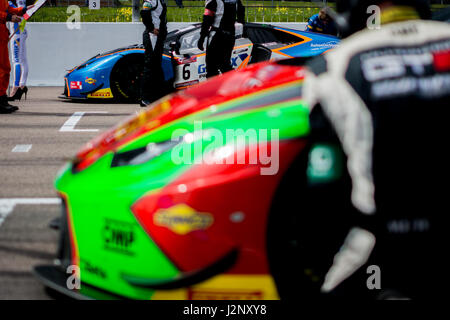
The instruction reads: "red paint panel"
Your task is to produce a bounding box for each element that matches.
[433,50,450,72]
[73,62,305,172]
[131,140,306,274]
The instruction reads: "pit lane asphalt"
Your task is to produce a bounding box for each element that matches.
[0,87,140,299]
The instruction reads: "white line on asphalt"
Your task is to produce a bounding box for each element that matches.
[59,111,108,132]
[11,144,32,153]
[0,198,61,228]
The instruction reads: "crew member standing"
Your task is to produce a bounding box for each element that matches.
[0,0,30,113]
[140,0,167,107]
[8,0,29,101]
[306,7,338,36]
[271,0,450,300]
[197,0,245,78]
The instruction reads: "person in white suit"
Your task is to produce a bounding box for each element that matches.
[8,0,29,101]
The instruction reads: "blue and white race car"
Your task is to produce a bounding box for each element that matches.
[60,22,339,101]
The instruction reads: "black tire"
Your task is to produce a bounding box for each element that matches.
[110,54,144,102]
[266,144,354,300]
[266,148,319,300]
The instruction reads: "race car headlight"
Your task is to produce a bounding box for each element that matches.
[111,139,181,167]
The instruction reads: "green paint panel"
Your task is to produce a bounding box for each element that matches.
[55,80,310,299]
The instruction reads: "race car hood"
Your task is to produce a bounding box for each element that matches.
[51,58,310,299]
[73,60,307,172]
[68,44,145,74]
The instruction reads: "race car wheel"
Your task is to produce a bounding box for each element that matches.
[110,54,144,102]
[266,144,354,300]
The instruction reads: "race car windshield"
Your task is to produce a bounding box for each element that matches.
[179,30,201,51]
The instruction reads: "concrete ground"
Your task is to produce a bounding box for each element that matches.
[0,87,140,299]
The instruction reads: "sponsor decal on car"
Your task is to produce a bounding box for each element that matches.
[87,88,113,98]
[310,41,340,51]
[176,56,198,65]
[153,204,213,235]
[187,289,263,300]
[85,77,97,85]
[231,53,249,67]
[70,81,82,90]
[198,64,206,74]
[150,275,279,300]
[102,218,135,255]
[81,260,107,279]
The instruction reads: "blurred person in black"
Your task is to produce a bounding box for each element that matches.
[175,0,183,8]
[197,0,245,78]
[306,7,338,36]
[139,0,167,107]
[269,0,450,300]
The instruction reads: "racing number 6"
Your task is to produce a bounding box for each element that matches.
[183,64,191,80]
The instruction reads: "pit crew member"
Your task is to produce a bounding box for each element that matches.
[139,0,167,107]
[307,7,338,36]
[293,0,450,299]
[197,0,245,78]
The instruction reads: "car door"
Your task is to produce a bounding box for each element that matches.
[172,24,254,89]
[231,23,253,71]
[172,28,205,89]
[230,38,253,70]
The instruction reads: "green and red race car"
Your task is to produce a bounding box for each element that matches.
[34,58,331,300]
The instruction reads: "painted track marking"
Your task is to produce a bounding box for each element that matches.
[0,198,61,228]
[59,111,108,132]
[11,144,32,152]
